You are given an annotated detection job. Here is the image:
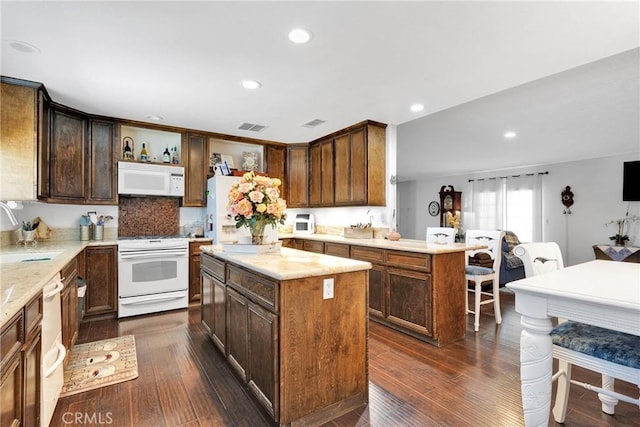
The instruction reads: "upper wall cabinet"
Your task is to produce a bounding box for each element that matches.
[265,145,287,202]
[286,145,309,208]
[0,79,50,201]
[183,133,208,207]
[310,121,387,208]
[39,104,117,204]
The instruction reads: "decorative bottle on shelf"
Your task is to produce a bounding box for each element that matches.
[171,146,179,164]
[140,143,148,162]
[163,146,171,163]
[123,140,133,160]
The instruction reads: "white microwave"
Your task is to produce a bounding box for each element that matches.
[118,161,184,197]
[293,213,315,234]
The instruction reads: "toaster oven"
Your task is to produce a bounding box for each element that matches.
[293,214,315,234]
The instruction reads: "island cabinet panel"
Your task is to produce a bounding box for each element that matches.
[301,240,324,254]
[323,242,350,258]
[386,267,433,336]
[226,287,250,382]
[247,303,279,420]
[279,271,368,425]
[212,278,227,353]
[367,264,385,318]
[200,269,214,334]
[430,252,467,345]
[386,250,431,272]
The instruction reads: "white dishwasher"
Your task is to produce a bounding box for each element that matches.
[41,273,66,427]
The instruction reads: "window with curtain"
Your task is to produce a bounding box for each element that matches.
[468,174,543,242]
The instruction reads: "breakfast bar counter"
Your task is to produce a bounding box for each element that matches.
[199,246,370,426]
[280,234,484,347]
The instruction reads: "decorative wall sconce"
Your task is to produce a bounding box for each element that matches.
[561,186,574,214]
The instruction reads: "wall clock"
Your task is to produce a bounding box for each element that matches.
[428,201,440,216]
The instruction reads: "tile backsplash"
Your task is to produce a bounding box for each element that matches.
[118,197,180,237]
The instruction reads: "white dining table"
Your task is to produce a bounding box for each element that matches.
[506,260,640,426]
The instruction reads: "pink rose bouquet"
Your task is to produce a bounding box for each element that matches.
[228,171,287,232]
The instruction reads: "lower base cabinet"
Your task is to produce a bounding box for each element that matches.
[1,293,42,427]
[84,245,117,318]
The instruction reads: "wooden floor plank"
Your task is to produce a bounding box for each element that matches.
[50,293,638,427]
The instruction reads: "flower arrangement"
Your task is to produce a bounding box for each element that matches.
[228,171,287,244]
[605,213,640,246]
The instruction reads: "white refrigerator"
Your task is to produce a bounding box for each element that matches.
[205,176,278,244]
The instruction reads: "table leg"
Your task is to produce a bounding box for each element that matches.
[520,314,553,427]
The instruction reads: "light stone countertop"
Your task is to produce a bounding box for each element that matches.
[278,233,483,254]
[0,239,117,328]
[201,245,372,281]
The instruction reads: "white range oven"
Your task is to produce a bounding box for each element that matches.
[117,236,189,318]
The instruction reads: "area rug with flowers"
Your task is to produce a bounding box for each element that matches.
[60,335,138,397]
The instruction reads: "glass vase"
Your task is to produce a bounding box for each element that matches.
[249,220,267,245]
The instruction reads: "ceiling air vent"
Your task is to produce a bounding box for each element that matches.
[301,119,326,128]
[238,122,267,132]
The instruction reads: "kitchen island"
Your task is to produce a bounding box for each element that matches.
[200,245,371,426]
[280,233,484,346]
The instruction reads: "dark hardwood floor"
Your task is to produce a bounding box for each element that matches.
[51,291,638,426]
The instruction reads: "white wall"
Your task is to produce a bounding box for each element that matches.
[398,152,640,266]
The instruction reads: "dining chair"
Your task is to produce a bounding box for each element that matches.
[513,242,640,422]
[464,230,505,332]
[426,227,457,244]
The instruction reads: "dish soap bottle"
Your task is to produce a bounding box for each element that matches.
[140,143,148,162]
[163,146,171,163]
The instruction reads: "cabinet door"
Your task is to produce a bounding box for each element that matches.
[265,145,286,202]
[308,143,321,206]
[368,264,385,319]
[22,329,41,427]
[85,246,117,316]
[50,107,87,201]
[183,133,207,207]
[226,287,249,382]
[247,302,278,420]
[201,270,214,334]
[87,119,117,204]
[386,268,432,337]
[333,133,351,204]
[0,351,22,427]
[286,145,308,208]
[334,128,366,205]
[212,278,227,354]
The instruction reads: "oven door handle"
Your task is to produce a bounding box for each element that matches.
[119,251,188,260]
[120,294,186,305]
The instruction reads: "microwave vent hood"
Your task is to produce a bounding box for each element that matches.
[118,161,184,197]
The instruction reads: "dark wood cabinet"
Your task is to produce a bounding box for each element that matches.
[84,245,118,317]
[201,269,214,334]
[60,257,78,366]
[0,293,42,427]
[286,145,309,208]
[247,302,278,419]
[183,133,208,207]
[48,106,87,202]
[302,240,324,254]
[309,139,334,206]
[226,287,250,382]
[189,240,211,303]
[212,277,227,353]
[201,253,227,353]
[265,145,287,202]
[87,118,117,204]
[386,268,433,336]
[323,242,350,258]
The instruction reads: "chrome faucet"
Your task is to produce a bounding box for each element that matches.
[0,202,20,227]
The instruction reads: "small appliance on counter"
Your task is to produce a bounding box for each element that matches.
[293,213,315,234]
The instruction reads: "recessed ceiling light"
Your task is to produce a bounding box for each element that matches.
[410,104,424,113]
[504,131,517,139]
[288,28,312,44]
[7,40,40,54]
[242,80,262,90]
[146,115,164,121]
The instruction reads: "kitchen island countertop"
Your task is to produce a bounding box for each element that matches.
[201,245,372,280]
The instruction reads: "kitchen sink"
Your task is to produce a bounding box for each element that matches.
[0,251,63,264]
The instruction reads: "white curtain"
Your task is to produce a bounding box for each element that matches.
[469,178,504,231]
[468,174,544,242]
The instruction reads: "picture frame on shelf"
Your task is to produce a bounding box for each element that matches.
[242,151,259,171]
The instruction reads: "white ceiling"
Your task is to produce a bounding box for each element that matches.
[2,1,639,179]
